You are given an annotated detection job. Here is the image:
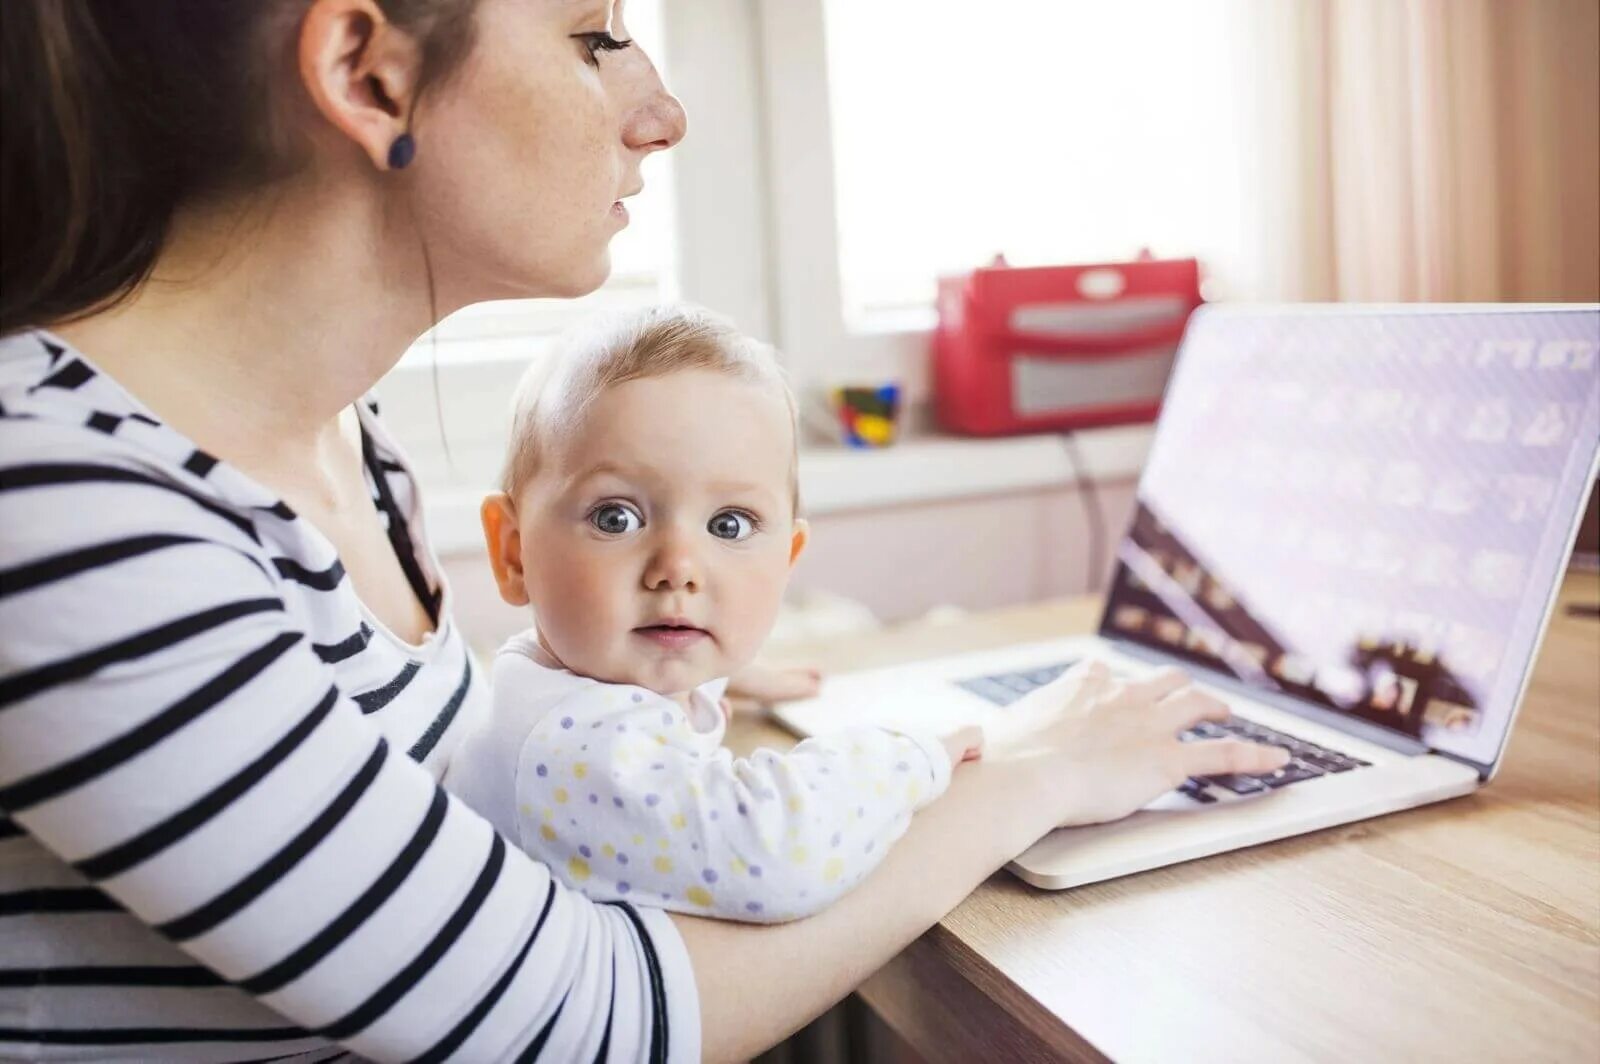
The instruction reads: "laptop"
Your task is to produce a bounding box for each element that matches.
[775,304,1600,889]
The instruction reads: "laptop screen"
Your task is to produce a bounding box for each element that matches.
[1099,307,1600,769]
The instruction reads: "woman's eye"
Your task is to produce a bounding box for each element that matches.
[573,31,634,65]
[590,503,643,535]
[708,511,757,542]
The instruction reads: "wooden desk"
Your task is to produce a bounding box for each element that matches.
[735,571,1600,1062]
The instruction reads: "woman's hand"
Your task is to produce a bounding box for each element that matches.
[986,659,1290,828]
[679,657,1289,1063]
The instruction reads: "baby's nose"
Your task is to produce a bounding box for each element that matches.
[643,537,703,592]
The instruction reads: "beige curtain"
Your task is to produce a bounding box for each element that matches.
[1241,0,1599,302]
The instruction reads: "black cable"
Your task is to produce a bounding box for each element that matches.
[1058,431,1108,592]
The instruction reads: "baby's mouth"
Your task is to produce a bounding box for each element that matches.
[633,623,711,650]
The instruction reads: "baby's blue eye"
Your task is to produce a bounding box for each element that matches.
[591,503,643,535]
[708,510,757,541]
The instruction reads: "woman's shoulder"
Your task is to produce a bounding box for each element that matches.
[0,330,287,567]
[2,328,142,421]
[5,328,203,468]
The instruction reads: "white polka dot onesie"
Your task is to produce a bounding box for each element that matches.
[446,632,953,923]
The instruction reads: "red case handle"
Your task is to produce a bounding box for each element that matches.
[991,318,1189,357]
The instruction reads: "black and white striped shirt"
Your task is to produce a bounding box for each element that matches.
[0,330,698,1062]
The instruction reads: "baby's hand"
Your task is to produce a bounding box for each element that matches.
[725,663,824,709]
[941,725,985,767]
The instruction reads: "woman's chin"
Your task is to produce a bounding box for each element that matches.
[471,252,610,304]
[548,251,613,299]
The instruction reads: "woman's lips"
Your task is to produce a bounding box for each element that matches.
[633,625,708,650]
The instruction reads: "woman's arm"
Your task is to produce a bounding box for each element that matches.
[674,663,1292,1063]
[0,422,697,1062]
[673,754,1040,1062]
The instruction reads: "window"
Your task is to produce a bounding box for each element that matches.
[752,0,1274,405]
[821,0,1255,325]
[397,0,1261,547]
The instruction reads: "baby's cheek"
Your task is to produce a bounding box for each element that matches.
[720,567,789,659]
[536,598,620,679]
[535,558,628,657]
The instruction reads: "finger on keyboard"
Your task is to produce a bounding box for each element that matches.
[1182,738,1291,779]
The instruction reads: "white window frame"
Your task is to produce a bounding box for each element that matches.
[753,0,940,416]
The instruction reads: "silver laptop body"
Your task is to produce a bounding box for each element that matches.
[775,304,1600,889]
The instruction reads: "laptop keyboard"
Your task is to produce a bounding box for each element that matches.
[955,662,1076,706]
[956,661,1371,802]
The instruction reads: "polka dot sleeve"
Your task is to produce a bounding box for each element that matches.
[509,684,952,924]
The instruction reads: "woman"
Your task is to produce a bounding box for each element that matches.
[0,1,1285,1060]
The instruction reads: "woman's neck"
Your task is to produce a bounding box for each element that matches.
[51,171,447,468]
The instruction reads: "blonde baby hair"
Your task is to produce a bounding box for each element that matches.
[500,304,800,507]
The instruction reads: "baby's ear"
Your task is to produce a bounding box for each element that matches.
[788,518,810,568]
[481,493,531,607]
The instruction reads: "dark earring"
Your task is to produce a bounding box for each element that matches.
[387,133,416,170]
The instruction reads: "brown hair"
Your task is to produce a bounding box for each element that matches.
[0,0,479,337]
[502,305,801,508]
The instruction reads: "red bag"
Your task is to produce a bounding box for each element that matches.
[933,257,1203,436]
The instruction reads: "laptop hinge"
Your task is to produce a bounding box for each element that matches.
[1429,747,1491,781]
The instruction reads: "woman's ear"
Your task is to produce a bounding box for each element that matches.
[788,518,810,569]
[481,493,531,607]
[297,0,425,171]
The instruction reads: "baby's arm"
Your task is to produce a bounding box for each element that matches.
[513,685,955,922]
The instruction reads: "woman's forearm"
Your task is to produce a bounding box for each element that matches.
[671,756,1053,1064]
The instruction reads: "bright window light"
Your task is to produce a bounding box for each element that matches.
[822,0,1254,323]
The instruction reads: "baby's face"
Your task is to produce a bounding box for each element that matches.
[504,369,806,695]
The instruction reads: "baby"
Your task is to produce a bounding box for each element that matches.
[447,305,979,922]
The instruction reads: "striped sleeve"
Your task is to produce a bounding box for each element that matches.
[0,438,700,1061]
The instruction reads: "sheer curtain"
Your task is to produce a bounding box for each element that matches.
[1241,0,1599,303]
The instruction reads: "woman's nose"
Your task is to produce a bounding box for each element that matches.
[624,88,687,154]
[620,45,687,154]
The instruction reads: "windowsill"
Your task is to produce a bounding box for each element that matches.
[421,423,1154,555]
[797,422,1152,514]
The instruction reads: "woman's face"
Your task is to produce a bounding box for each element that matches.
[414,0,685,305]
